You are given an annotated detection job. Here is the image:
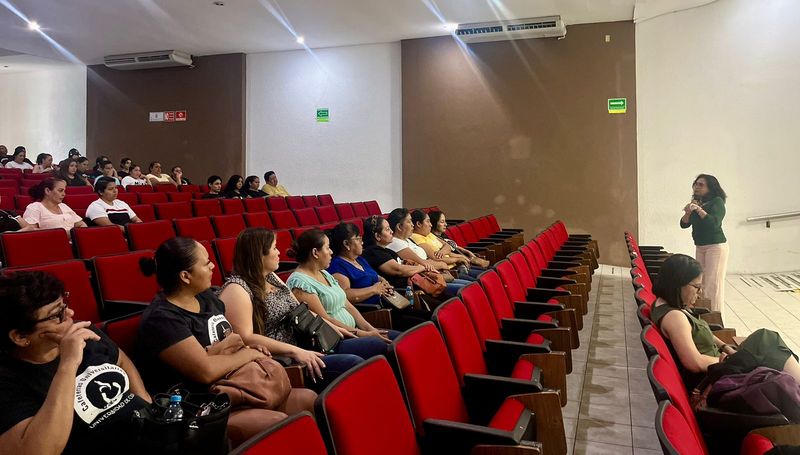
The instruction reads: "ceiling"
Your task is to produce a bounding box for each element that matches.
[0,0,716,67]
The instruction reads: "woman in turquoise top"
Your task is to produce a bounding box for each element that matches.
[287,229,400,359]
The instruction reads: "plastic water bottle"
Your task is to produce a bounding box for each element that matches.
[163,394,184,422]
[405,285,414,307]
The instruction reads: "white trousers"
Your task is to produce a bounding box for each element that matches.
[695,243,729,315]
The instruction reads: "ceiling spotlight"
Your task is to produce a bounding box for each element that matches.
[296,36,305,44]
[28,21,40,31]
[443,23,458,33]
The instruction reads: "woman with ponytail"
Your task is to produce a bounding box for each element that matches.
[23,178,87,232]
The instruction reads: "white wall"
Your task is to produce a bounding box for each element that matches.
[246,43,402,212]
[0,65,87,162]
[637,0,800,273]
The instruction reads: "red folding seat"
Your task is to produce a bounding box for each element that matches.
[63,194,96,210]
[0,168,23,179]
[22,178,40,187]
[291,227,314,240]
[192,192,206,199]
[125,185,153,193]
[318,222,337,231]
[155,201,193,220]
[153,183,178,193]
[10,259,100,323]
[388,322,556,453]
[101,311,143,355]
[314,205,339,224]
[0,228,73,267]
[317,194,334,206]
[293,207,320,226]
[270,210,299,229]
[167,192,192,202]
[174,217,216,242]
[364,200,381,216]
[534,237,592,271]
[229,412,326,455]
[211,214,246,238]
[266,197,288,211]
[350,202,369,218]
[192,198,223,217]
[93,250,158,312]
[130,204,156,222]
[302,195,320,208]
[539,228,596,269]
[127,220,176,250]
[286,196,305,210]
[432,298,567,406]
[655,400,707,455]
[212,237,237,277]
[243,197,268,213]
[0,188,16,210]
[274,229,293,257]
[315,357,419,455]
[243,212,273,229]
[65,185,93,195]
[221,198,245,214]
[179,184,200,193]
[71,225,129,259]
[520,242,591,288]
[199,240,224,287]
[14,195,33,211]
[26,173,50,180]
[507,252,585,322]
[334,203,355,220]
[0,180,17,189]
[137,192,168,204]
[116,192,138,206]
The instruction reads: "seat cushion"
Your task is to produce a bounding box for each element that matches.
[538,314,554,323]
[510,359,543,386]
[740,433,774,455]
[488,398,526,432]
[525,333,547,345]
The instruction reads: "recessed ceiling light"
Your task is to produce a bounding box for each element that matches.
[444,23,458,33]
[296,36,305,44]
[28,21,40,31]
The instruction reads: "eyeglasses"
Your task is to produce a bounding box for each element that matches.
[688,283,702,291]
[34,293,70,324]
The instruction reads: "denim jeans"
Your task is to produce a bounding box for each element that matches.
[332,330,401,359]
[309,353,364,393]
[444,279,472,298]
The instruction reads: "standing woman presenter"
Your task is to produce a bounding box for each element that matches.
[680,174,728,315]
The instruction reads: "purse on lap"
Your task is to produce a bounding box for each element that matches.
[284,302,342,353]
[381,292,411,310]
[410,271,447,297]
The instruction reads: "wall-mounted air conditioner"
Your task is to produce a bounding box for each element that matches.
[103,50,193,70]
[455,16,566,43]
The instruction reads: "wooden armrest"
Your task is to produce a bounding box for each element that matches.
[362,309,392,329]
[750,424,800,446]
[713,328,737,344]
[471,445,541,455]
[519,352,567,407]
[531,328,573,374]
[512,392,566,455]
[699,311,724,327]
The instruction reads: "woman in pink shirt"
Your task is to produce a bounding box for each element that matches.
[23,178,87,232]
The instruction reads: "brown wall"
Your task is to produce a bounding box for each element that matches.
[86,53,245,185]
[402,22,637,266]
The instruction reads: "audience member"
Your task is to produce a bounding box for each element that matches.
[0,272,151,454]
[361,215,428,289]
[287,229,400,358]
[86,177,142,228]
[243,175,268,198]
[202,175,223,199]
[0,145,8,165]
[120,164,149,187]
[56,159,92,187]
[92,160,121,185]
[23,178,87,232]
[67,148,80,159]
[118,157,132,178]
[410,209,480,280]
[145,161,177,187]
[222,175,247,199]
[261,171,290,197]
[90,156,110,178]
[76,157,91,179]
[429,210,490,268]
[4,147,33,170]
[170,166,190,185]
[32,153,55,174]
[218,228,364,392]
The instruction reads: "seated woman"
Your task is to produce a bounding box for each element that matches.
[117,157,132,178]
[0,271,151,454]
[652,254,800,390]
[409,209,481,281]
[201,175,224,199]
[286,229,401,358]
[23,178,87,233]
[56,159,92,187]
[222,175,247,199]
[170,166,190,185]
[429,210,490,268]
[86,177,142,228]
[4,148,33,171]
[145,161,177,187]
[361,215,429,289]
[218,228,363,392]
[242,176,268,198]
[32,153,55,174]
[136,237,317,446]
[120,164,149,187]
[92,161,121,185]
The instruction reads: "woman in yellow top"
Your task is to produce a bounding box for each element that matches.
[145,161,178,187]
[261,171,290,197]
[409,209,482,281]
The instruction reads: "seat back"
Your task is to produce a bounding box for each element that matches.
[199,240,224,287]
[317,194,334,206]
[127,220,176,251]
[136,192,168,204]
[230,412,327,455]
[494,259,528,304]
[350,202,369,218]
[167,192,192,202]
[243,212,274,229]
[221,198,245,214]
[154,183,179,193]
[275,229,293,256]
[93,250,159,305]
[64,193,98,210]
[125,185,153,193]
[316,357,419,455]
[640,325,676,365]
[72,226,129,259]
[270,210,299,229]
[654,400,707,455]
[192,199,223,217]
[286,196,305,210]
[155,201,193,220]
[174,217,216,242]
[0,188,15,210]
[294,207,320,226]
[243,197,268,213]
[388,322,469,435]
[179,184,200,193]
[363,200,381,216]
[508,252,537,290]
[334,203,355,220]
[431,298,489,381]
[445,226,467,248]
[477,270,516,325]
[11,259,100,323]
[266,197,288,211]
[101,312,143,355]
[648,355,707,452]
[343,217,364,235]
[315,205,339,224]
[213,237,237,277]
[211,214,247,239]
[117,192,138,206]
[458,283,503,349]
[0,228,73,267]
[129,204,155,222]
[302,195,320,208]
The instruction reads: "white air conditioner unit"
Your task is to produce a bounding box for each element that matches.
[103,50,193,70]
[455,16,566,43]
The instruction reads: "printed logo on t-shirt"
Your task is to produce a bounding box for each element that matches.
[207,314,233,344]
[74,363,132,426]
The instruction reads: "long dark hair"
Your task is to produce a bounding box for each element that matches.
[362,216,386,246]
[287,229,327,263]
[387,208,409,234]
[140,237,200,295]
[231,228,276,335]
[693,174,727,202]
[652,254,703,309]
[329,223,360,256]
[224,175,243,193]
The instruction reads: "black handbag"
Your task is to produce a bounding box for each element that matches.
[284,302,342,353]
[133,389,231,455]
[0,210,21,233]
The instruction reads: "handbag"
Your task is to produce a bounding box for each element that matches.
[284,303,342,353]
[410,271,446,297]
[211,357,292,411]
[381,292,411,310]
[0,210,21,233]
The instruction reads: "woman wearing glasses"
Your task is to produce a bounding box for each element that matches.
[0,272,151,454]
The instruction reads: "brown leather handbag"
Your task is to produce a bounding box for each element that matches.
[410,271,446,297]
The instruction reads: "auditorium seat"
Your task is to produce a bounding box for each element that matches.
[155,201,193,220]
[267,197,289,211]
[211,214,247,239]
[64,193,96,210]
[343,217,364,235]
[117,192,138,206]
[364,200,381,216]
[192,198,223,217]
[71,225,129,259]
[270,210,299,229]
[317,194,334,206]
[137,192,168,204]
[174,217,217,242]
[199,240,224,287]
[0,188,16,210]
[10,259,101,323]
[274,229,293,257]
[302,195,320,208]
[14,194,33,211]
[179,184,200,193]
[507,252,586,322]
[167,192,193,202]
[654,400,706,455]
[221,198,245,214]
[286,196,305,210]
[314,205,339,224]
[213,237,237,277]
[350,202,369,218]
[230,412,327,455]
[243,197,268,213]
[0,228,73,267]
[291,226,313,240]
[93,249,158,315]
[125,184,153,193]
[243,212,274,229]
[154,183,178,193]
[293,207,320,226]
[127,220,176,250]
[130,204,156,222]
[65,185,93,195]
[100,311,144,355]
[334,203,355,220]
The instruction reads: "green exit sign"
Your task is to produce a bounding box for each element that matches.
[316,108,329,123]
[608,98,627,114]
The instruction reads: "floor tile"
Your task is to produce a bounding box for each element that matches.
[632,426,660,450]
[573,440,633,455]
[576,418,633,446]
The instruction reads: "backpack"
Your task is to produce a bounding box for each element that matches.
[708,367,800,422]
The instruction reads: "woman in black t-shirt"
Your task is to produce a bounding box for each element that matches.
[0,272,150,454]
[361,215,429,288]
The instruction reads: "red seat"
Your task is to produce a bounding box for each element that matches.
[243,212,274,229]
[286,196,305,210]
[199,240,224,287]
[71,226,129,259]
[0,188,16,210]
[93,250,159,307]
[14,194,33,211]
[174,217,216,242]
[655,400,706,455]
[315,357,419,455]
[192,198,223,217]
[291,226,314,240]
[350,202,369,218]
[270,210,299,229]
[100,312,143,355]
[130,204,156,222]
[648,354,708,452]
[317,194,334,206]
[213,237,237,277]
[155,201,193,220]
[243,197,268,213]
[211,214,246,239]
[63,194,97,210]
[221,198,245,214]
[314,205,339,224]
[154,183,178,193]
[266,197,288,211]
[125,185,153,193]
[117,192,138,206]
[334,203,355,220]
[302,195,320,208]
[127,220,176,250]
[179,184,200,193]
[364,200,381,216]
[10,259,100,323]
[342,218,364,235]
[229,412,327,455]
[293,207,320,226]
[0,228,73,267]
[274,229,293,257]
[137,192,168,204]
[65,185,93,195]
[167,192,192,202]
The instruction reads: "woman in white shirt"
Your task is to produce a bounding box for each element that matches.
[23,178,87,232]
[4,148,33,171]
[121,164,149,187]
[86,177,142,228]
